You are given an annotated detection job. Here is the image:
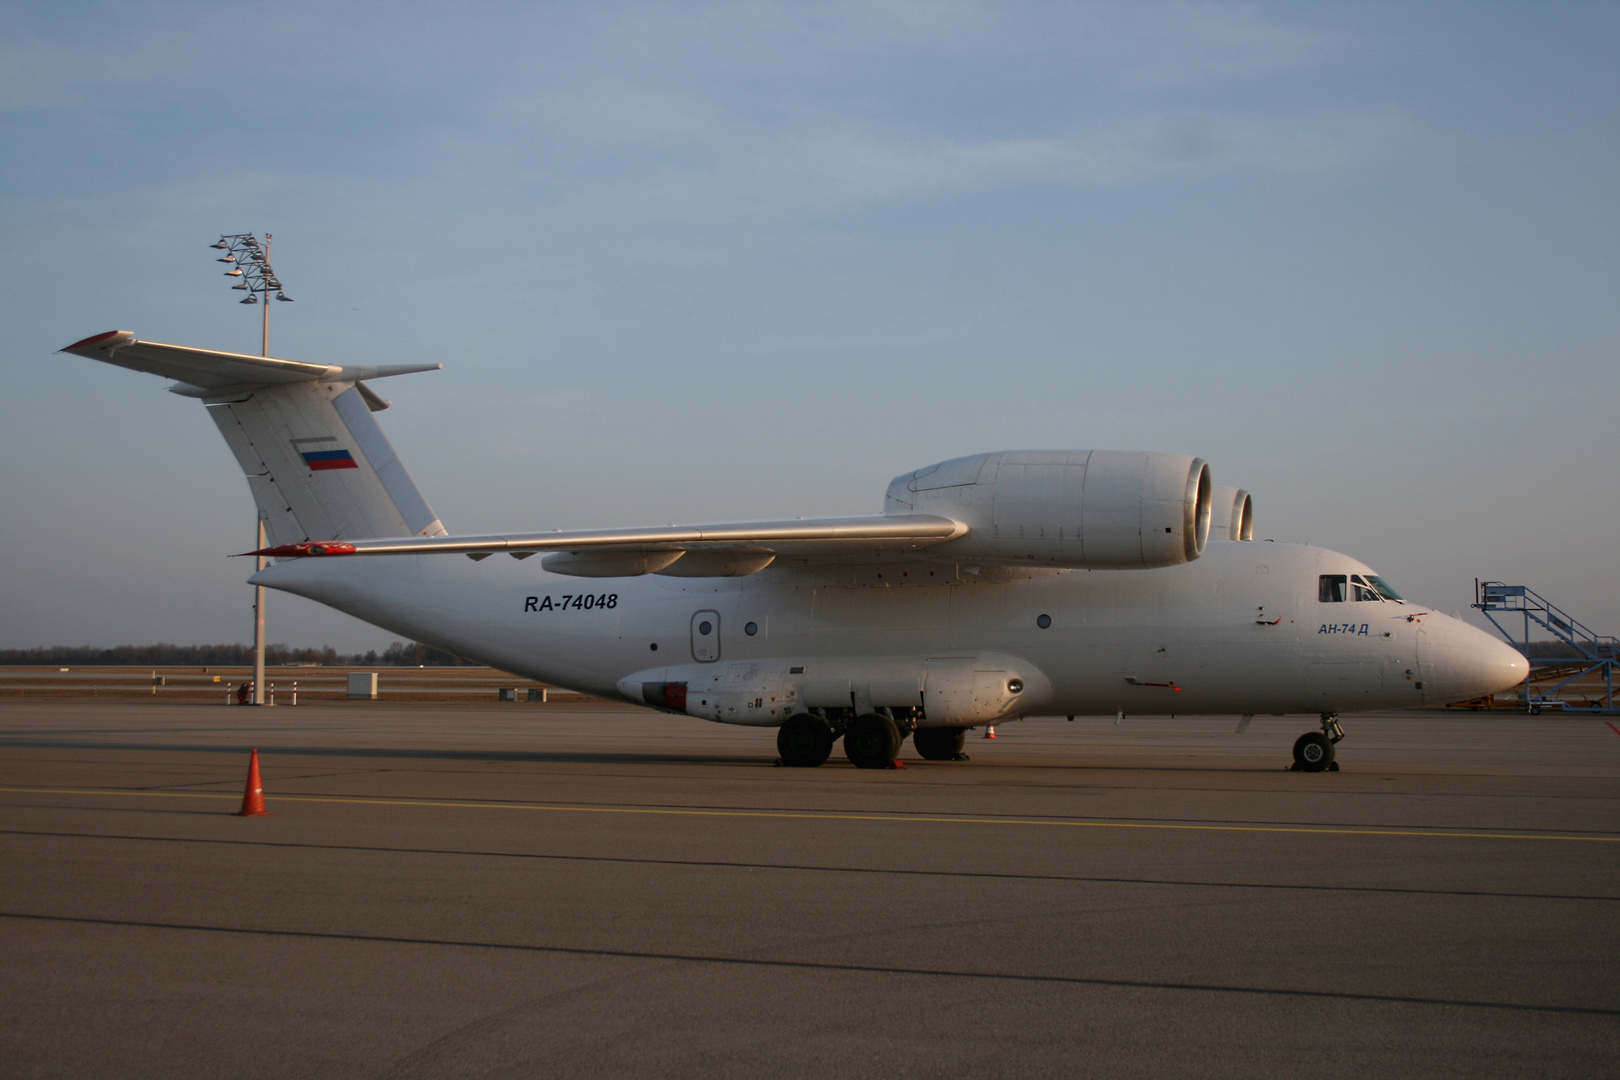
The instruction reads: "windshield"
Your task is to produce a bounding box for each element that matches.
[1350,575,1381,602]
[1366,575,1404,603]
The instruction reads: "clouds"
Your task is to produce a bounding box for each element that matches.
[501,89,1417,216]
[1110,2,1346,88]
[0,2,1399,245]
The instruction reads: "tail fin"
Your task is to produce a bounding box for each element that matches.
[62,331,447,545]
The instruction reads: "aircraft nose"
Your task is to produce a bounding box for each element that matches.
[1422,614,1528,702]
[1485,635,1530,694]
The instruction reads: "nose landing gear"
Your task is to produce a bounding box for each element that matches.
[1292,713,1344,772]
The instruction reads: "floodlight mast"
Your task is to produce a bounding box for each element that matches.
[209,232,295,705]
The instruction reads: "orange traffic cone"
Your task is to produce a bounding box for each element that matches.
[235,748,274,817]
[982,726,997,739]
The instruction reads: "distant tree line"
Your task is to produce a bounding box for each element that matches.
[1523,641,1587,658]
[0,642,478,666]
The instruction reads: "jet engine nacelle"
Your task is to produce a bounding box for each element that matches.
[1209,485,1254,541]
[885,450,1212,569]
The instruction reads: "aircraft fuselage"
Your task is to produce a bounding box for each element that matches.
[256,540,1523,725]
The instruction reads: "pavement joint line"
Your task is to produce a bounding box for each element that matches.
[7,828,1620,902]
[2,785,1616,842]
[1,910,1615,1018]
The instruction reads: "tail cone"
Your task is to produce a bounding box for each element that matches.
[235,748,274,817]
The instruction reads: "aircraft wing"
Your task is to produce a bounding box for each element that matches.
[61,331,440,391]
[250,514,968,576]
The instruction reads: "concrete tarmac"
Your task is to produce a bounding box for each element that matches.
[2,700,1618,1078]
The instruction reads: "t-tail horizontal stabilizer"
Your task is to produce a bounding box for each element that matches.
[62,331,448,546]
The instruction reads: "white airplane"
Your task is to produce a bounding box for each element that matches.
[64,330,1527,772]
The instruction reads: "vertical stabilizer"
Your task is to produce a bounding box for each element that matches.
[61,332,447,544]
[206,382,446,544]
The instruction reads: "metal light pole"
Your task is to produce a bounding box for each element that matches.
[208,233,294,705]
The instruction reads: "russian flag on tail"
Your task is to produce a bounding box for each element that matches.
[301,448,359,471]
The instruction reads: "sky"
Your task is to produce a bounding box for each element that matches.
[1,1,1616,652]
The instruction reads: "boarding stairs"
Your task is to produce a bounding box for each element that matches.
[1473,581,1617,714]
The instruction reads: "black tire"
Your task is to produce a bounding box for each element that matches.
[843,713,901,769]
[1530,704,1541,716]
[776,713,833,767]
[913,727,967,761]
[1292,731,1335,772]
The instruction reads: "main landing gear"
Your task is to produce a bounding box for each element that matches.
[777,712,902,769]
[776,713,835,768]
[1292,713,1344,772]
[843,713,903,769]
[912,726,970,762]
[776,712,973,768]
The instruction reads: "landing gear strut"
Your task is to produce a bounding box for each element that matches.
[1292,713,1343,772]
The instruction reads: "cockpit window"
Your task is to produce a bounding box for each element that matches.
[1350,574,1381,602]
[1366,575,1404,603]
[1318,574,1347,603]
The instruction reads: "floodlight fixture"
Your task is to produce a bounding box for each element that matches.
[206,231,291,354]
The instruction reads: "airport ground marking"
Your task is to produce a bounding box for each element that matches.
[10,827,1620,902]
[1607,721,1620,737]
[2,910,1617,1018]
[3,785,1618,843]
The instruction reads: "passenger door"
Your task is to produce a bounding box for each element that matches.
[691,610,721,663]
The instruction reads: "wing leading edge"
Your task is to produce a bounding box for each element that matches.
[250,514,968,577]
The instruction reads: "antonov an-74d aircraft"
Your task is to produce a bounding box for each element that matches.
[65,330,1526,772]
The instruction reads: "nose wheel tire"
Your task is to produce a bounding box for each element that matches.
[913,727,968,761]
[844,713,902,769]
[1292,731,1335,772]
[777,713,834,767]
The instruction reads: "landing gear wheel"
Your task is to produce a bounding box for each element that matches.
[1292,731,1335,772]
[844,713,902,769]
[913,727,967,761]
[777,713,834,767]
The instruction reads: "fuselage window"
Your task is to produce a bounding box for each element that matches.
[1350,574,1382,602]
[1319,574,1347,603]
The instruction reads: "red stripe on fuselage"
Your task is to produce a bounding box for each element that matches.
[307,458,360,471]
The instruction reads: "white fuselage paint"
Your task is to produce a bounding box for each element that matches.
[253,540,1527,725]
